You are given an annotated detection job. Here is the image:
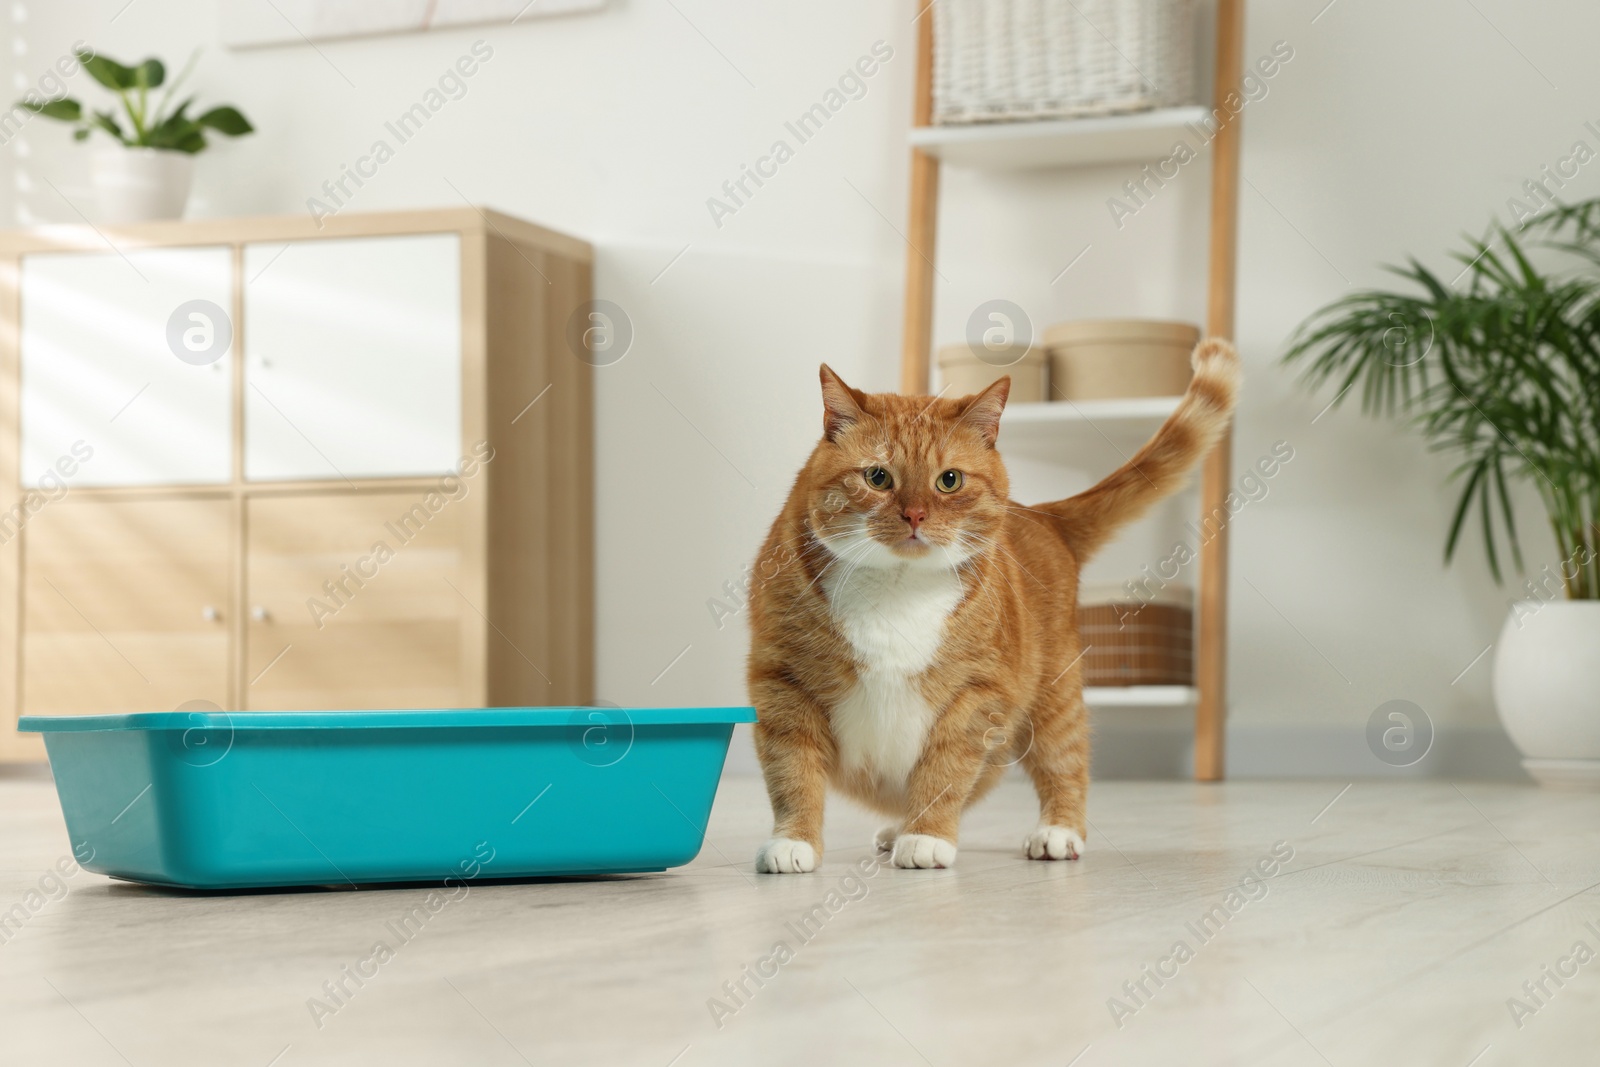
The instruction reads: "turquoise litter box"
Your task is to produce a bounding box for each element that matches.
[19,706,755,891]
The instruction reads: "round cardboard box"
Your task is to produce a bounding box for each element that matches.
[936,344,1047,402]
[1044,320,1199,401]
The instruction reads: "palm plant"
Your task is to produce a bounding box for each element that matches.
[1283,200,1600,599]
[18,48,251,152]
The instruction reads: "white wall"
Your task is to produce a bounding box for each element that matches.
[5,0,1590,777]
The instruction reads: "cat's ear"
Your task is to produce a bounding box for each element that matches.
[961,376,1010,447]
[819,364,865,441]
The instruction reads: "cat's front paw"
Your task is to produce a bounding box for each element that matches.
[1024,825,1086,861]
[890,833,956,869]
[873,824,900,854]
[756,837,817,874]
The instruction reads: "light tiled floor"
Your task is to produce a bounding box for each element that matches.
[1,769,1596,1066]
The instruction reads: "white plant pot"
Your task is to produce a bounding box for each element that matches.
[1492,600,1600,789]
[90,146,195,224]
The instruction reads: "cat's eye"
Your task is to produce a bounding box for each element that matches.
[937,469,964,493]
[864,467,893,490]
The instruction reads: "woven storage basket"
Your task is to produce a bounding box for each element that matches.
[933,0,1196,125]
[1077,583,1193,686]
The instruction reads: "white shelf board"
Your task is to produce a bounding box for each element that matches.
[1084,685,1197,708]
[910,107,1211,171]
[998,396,1181,459]
[1002,395,1182,427]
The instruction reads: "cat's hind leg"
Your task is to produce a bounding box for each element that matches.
[1019,689,1090,861]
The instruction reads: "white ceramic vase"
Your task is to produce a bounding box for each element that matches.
[1492,600,1600,789]
[90,145,195,224]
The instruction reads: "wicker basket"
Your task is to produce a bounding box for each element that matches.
[933,0,1197,125]
[1077,583,1193,686]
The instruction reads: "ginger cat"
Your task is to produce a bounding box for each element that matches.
[747,339,1239,872]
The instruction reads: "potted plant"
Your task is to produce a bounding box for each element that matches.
[1284,201,1600,787]
[19,49,253,224]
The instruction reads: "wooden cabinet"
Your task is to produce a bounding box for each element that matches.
[0,208,595,759]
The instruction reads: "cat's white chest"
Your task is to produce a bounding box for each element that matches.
[823,562,964,785]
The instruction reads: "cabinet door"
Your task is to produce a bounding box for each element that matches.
[22,497,232,714]
[20,247,234,487]
[245,492,465,710]
[242,235,462,482]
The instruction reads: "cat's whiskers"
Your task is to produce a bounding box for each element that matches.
[1000,503,1058,530]
[951,530,1041,633]
[807,518,866,543]
[942,539,1008,637]
[949,530,1010,634]
[763,516,862,592]
[774,529,876,627]
[958,529,1051,594]
[829,536,887,608]
[962,531,1039,608]
[774,527,864,614]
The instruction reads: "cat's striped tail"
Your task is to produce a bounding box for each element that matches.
[1042,337,1241,562]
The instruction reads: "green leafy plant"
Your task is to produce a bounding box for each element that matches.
[17,48,252,153]
[1284,201,1600,599]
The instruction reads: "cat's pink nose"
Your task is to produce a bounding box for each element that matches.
[902,506,927,534]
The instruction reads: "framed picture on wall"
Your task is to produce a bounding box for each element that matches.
[220,0,606,48]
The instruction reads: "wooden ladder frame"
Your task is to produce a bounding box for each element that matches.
[897,0,1245,781]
